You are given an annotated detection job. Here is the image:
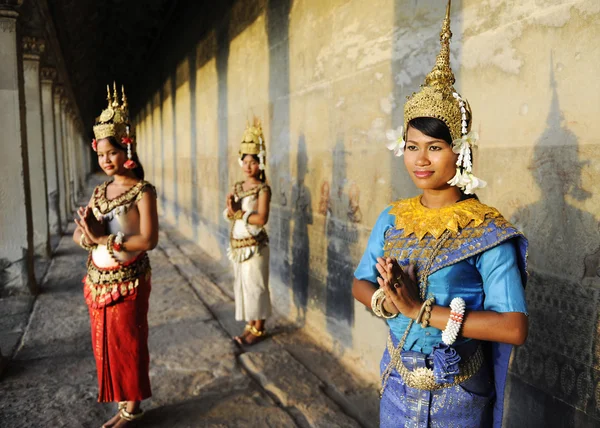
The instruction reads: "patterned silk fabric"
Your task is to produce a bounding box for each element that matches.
[380,334,494,428]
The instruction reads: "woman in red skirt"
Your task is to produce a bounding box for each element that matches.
[73,84,158,427]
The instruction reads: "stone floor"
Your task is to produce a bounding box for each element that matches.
[0,180,378,428]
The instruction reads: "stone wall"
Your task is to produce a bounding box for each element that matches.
[133,0,600,424]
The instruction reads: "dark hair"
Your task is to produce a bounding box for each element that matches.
[407,117,452,145]
[241,153,266,183]
[103,137,145,180]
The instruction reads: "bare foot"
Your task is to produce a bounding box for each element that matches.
[233,324,252,345]
[101,412,121,428]
[236,325,267,347]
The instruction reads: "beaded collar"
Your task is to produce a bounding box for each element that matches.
[233,181,270,200]
[388,195,500,240]
[93,180,152,214]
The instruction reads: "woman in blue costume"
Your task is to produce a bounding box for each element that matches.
[352,2,528,427]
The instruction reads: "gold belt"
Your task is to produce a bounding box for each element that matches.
[386,335,484,391]
[230,230,268,249]
[86,252,150,285]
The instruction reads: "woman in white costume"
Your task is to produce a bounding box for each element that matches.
[224,119,272,346]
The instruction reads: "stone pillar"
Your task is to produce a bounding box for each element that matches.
[53,85,67,231]
[60,99,73,215]
[41,67,61,235]
[22,36,50,258]
[67,112,78,209]
[0,1,37,295]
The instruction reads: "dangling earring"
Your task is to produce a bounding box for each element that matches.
[122,126,137,169]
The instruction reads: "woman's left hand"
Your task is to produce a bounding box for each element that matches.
[75,216,101,245]
[376,257,422,319]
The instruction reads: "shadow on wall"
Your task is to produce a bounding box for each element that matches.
[326,137,360,349]
[266,0,293,315]
[216,19,231,248]
[290,135,312,325]
[506,55,600,426]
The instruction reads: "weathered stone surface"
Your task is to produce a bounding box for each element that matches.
[142,388,297,428]
[275,330,379,428]
[240,349,361,428]
[0,296,33,357]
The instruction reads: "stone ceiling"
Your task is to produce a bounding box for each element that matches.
[20,0,179,133]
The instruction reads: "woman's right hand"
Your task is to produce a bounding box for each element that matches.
[226,193,235,216]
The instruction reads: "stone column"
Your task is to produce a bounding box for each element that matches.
[22,36,50,258]
[41,67,61,235]
[0,1,37,295]
[60,99,73,215]
[53,85,67,231]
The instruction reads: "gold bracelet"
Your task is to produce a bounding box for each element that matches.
[233,210,244,220]
[378,296,398,319]
[106,234,123,265]
[415,297,435,324]
[420,298,434,328]
[79,234,96,251]
[371,288,386,317]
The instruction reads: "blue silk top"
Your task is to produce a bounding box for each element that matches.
[354,198,528,355]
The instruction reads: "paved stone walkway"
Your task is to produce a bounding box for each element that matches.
[0,181,378,427]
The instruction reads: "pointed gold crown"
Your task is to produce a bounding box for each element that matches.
[93,83,134,145]
[239,117,266,157]
[403,0,471,141]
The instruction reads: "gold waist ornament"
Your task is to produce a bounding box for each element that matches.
[229,229,268,249]
[386,335,484,391]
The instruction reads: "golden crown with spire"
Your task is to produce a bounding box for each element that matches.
[239,117,266,157]
[93,82,134,144]
[239,117,267,171]
[403,0,471,142]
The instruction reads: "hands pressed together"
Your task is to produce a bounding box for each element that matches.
[226,193,241,217]
[75,206,103,246]
[375,257,422,320]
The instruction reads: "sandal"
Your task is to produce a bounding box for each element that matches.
[233,324,252,345]
[241,325,267,346]
[120,408,144,422]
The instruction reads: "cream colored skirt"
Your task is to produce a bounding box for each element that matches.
[232,245,271,321]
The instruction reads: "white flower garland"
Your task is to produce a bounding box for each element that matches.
[447,92,486,195]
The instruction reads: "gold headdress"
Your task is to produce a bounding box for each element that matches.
[403,0,469,141]
[92,83,137,169]
[239,118,266,170]
[396,0,485,194]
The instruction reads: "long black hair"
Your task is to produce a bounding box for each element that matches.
[104,136,145,180]
[241,153,266,183]
[407,117,477,200]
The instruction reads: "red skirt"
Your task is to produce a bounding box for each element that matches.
[87,273,152,402]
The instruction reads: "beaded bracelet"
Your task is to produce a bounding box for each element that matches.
[420,298,434,328]
[416,297,435,324]
[114,232,125,252]
[441,297,466,345]
[106,234,123,266]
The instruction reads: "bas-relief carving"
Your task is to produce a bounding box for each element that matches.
[509,57,600,416]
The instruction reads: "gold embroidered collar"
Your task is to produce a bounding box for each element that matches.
[389,195,500,240]
[94,180,147,214]
[234,181,270,200]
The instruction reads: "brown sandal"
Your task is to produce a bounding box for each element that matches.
[239,325,267,346]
